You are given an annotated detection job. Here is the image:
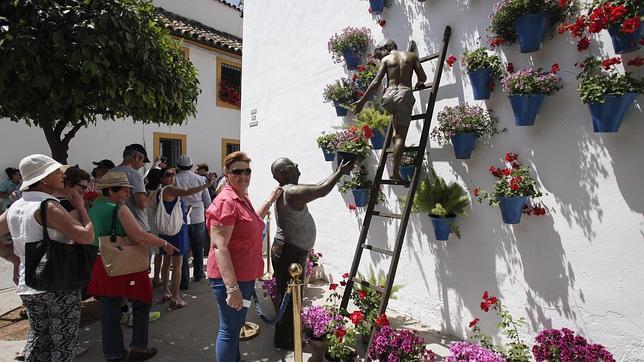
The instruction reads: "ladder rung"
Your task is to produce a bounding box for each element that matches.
[372,210,403,219]
[419,52,440,62]
[413,83,433,92]
[411,113,428,121]
[351,277,385,293]
[378,179,410,187]
[361,244,394,256]
[384,146,420,154]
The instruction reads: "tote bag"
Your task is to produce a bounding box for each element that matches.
[154,186,183,236]
[99,205,150,277]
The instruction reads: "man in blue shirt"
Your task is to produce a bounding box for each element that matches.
[0,167,21,211]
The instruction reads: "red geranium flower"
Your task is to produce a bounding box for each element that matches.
[361,124,374,139]
[342,272,350,279]
[551,63,560,74]
[558,0,566,7]
[506,63,515,74]
[349,310,364,325]
[446,55,457,68]
[348,203,357,210]
[602,57,621,70]
[577,36,590,51]
[358,290,367,299]
[489,166,497,175]
[482,291,489,299]
[340,281,346,286]
[375,313,390,326]
[329,283,338,291]
[357,65,366,72]
[356,90,365,98]
[336,328,347,339]
[501,168,512,177]
[505,152,518,162]
[377,19,386,27]
[469,318,480,328]
[621,17,641,34]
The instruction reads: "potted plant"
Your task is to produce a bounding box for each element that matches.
[302,305,340,362]
[352,60,379,92]
[475,153,543,224]
[323,78,360,117]
[445,342,506,362]
[339,165,374,207]
[576,56,642,132]
[354,105,391,150]
[368,314,436,361]
[399,149,417,181]
[334,127,372,165]
[412,168,470,240]
[488,0,579,52]
[561,0,641,54]
[306,249,323,283]
[328,27,372,70]
[461,47,505,100]
[431,104,503,159]
[316,132,339,162]
[532,328,615,361]
[501,65,562,126]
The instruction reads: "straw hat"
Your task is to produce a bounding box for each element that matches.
[19,154,68,191]
[97,172,134,189]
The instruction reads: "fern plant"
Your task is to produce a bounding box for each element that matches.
[412,168,470,237]
[355,105,391,132]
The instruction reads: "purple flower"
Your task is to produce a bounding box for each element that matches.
[301,306,343,339]
[261,277,277,299]
[368,326,435,361]
[532,328,615,362]
[445,342,506,362]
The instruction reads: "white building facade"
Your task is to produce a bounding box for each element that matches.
[0,0,243,175]
[240,1,643,359]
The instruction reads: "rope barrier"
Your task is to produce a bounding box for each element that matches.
[251,289,292,325]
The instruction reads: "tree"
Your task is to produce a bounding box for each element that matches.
[0,0,200,162]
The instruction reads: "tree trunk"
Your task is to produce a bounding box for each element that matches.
[40,118,85,164]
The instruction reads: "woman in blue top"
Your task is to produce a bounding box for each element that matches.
[147,168,213,309]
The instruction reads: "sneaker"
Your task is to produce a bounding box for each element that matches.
[148,311,161,323]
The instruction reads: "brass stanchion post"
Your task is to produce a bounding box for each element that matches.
[289,263,303,362]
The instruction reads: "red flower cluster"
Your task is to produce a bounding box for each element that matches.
[488,166,511,178]
[524,203,547,216]
[342,272,349,279]
[551,63,560,74]
[480,291,498,312]
[375,313,390,326]
[446,55,457,68]
[336,328,347,340]
[510,176,523,191]
[627,56,644,66]
[361,124,374,139]
[358,290,367,299]
[577,36,591,51]
[469,318,480,328]
[349,310,364,325]
[621,17,640,33]
[488,37,505,48]
[219,80,241,107]
[505,152,518,163]
[329,283,338,291]
[601,57,621,70]
[348,203,357,210]
[506,62,515,74]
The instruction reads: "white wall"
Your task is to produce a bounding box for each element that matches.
[154,0,243,38]
[241,0,643,359]
[0,42,240,176]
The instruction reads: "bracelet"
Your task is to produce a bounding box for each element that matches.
[226,284,240,295]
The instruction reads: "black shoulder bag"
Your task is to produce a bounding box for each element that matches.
[24,199,98,291]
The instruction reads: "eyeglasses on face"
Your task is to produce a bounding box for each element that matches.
[229,168,252,176]
[76,183,88,191]
[164,172,176,177]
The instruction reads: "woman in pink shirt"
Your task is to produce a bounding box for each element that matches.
[206,151,281,361]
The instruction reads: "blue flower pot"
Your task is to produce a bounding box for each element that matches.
[514,13,548,53]
[588,93,638,133]
[342,49,361,70]
[498,196,528,224]
[369,0,385,14]
[608,24,642,54]
[333,101,348,117]
[321,147,335,162]
[370,130,385,150]
[468,68,493,100]
[451,132,477,159]
[352,188,369,207]
[336,151,358,165]
[429,215,456,241]
[509,94,545,126]
[399,165,415,181]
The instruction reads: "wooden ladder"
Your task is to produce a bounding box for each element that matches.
[339,25,452,357]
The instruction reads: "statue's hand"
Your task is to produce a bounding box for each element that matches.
[338,159,355,175]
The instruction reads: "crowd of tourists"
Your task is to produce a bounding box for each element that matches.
[0,144,289,361]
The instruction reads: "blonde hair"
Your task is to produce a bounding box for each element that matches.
[224,151,251,172]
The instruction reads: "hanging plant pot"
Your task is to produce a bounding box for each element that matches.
[321,147,335,162]
[508,94,545,126]
[370,130,385,150]
[336,151,358,165]
[333,101,348,117]
[587,93,638,133]
[607,24,642,54]
[498,196,528,224]
[351,188,369,207]
[399,165,415,181]
[342,49,361,70]
[514,13,548,53]
[468,68,494,100]
[451,132,477,159]
[429,215,457,241]
[306,336,328,362]
[369,0,385,15]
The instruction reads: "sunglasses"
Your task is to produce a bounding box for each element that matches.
[229,168,252,176]
[164,172,176,177]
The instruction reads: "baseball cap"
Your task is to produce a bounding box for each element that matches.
[124,144,150,163]
[177,155,193,168]
[92,159,116,169]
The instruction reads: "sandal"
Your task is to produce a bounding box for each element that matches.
[151,279,162,288]
[169,299,187,310]
[127,347,157,361]
[159,294,172,303]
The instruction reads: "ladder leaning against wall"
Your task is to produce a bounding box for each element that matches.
[339,25,452,358]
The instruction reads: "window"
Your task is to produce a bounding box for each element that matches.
[153,132,187,168]
[221,138,240,169]
[217,57,242,110]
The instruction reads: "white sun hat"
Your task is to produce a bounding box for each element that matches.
[18,154,68,191]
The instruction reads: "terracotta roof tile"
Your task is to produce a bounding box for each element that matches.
[155,8,242,55]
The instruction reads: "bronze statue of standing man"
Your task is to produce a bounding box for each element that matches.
[269,158,353,350]
[353,39,427,179]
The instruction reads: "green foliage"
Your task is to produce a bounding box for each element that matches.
[316,132,338,151]
[462,47,504,79]
[323,78,359,104]
[339,165,372,193]
[351,266,402,334]
[354,60,379,89]
[576,57,643,104]
[327,26,372,63]
[400,149,417,167]
[0,0,200,162]
[354,105,391,131]
[334,128,372,161]
[488,0,579,45]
